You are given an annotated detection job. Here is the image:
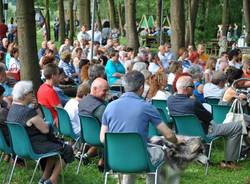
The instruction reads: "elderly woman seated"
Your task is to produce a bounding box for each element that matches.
[7,81,74,184]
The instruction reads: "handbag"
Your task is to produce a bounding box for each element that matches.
[6,63,20,81]
[223,99,247,134]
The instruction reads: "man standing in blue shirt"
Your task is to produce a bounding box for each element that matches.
[100,71,181,184]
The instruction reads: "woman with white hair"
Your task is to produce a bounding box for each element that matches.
[7,81,74,184]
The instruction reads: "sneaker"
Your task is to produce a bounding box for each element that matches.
[43,179,53,184]
[38,178,46,184]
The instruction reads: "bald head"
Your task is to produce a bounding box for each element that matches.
[91,78,109,100]
[176,76,194,95]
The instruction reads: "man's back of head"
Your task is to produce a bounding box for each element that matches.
[211,71,227,86]
[123,71,145,94]
[91,77,108,100]
[43,63,59,80]
[176,76,193,95]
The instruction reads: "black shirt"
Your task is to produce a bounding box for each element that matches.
[167,94,212,134]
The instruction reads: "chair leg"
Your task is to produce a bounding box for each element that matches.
[7,155,18,184]
[117,174,121,184]
[58,155,64,184]
[205,143,213,175]
[0,152,4,163]
[76,143,87,174]
[238,135,244,162]
[29,159,41,184]
[154,173,157,184]
[104,172,109,184]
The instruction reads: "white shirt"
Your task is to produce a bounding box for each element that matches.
[64,98,80,135]
[152,90,171,100]
[203,83,225,99]
[77,31,91,42]
[87,30,102,43]
[9,57,20,71]
[148,62,160,75]
[168,73,176,85]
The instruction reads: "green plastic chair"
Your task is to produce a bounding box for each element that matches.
[104,133,164,184]
[151,99,173,124]
[212,104,231,124]
[55,107,76,140]
[148,122,160,137]
[205,98,220,105]
[0,127,12,183]
[40,105,54,125]
[76,115,103,174]
[172,114,219,175]
[6,122,63,184]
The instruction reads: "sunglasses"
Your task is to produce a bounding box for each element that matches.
[187,85,194,89]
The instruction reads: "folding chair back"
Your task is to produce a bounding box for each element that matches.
[205,98,220,105]
[212,104,230,124]
[79,115,102,146]
[41,105,54,125]
[152,99,173,124]
[105,133,154,173]
[55,107,75,139]
[0,127,11,154]
[6,122,36,159]
[172,114,209,142]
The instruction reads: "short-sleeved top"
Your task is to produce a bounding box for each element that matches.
[105,59,125,86]
[37,83,60,123]
[102,92,162,143]
[6,104,47,144]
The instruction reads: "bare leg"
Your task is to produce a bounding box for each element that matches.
[42,158,56,180]
[49,159,66,184]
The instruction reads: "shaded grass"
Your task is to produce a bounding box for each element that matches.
[1,140,250,184]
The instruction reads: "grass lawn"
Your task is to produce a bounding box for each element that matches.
[1,140,250,184]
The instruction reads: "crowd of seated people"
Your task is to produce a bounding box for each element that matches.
[1,19,250,183]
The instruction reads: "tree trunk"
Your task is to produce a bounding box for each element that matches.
[156,0,162,28]
[16,0,41,92]
[58,0,65,44]
[96,3,102,31]
[243,0,250,46]
[222,0,229,36]
[170,0,185,55]
[108,0,117,29]
[45,0,51,40]
[125,0,139,54]
[117,1,124,36]
[69,0,74,41]
[187,0,199,47]
[0,0,4,23]
[79,0,90,29]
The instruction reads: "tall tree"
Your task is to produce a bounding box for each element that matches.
[0,0,3,22]
[117,1,124,36]
[170,0,185,54]
[69,0,74,41]
[96,3,102,31]
[243,0,250,46]
[58,0,65,44]
[222,0,229,36]
[156,0,162,27]
[45,0,51,40]
[108,0,117,28]
[16,0,41,92]
[125,0,139,53]
[185,0,199,47]
[79,0,90,29]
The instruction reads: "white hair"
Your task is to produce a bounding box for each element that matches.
[12,81,33,101]
[176,76,192,91]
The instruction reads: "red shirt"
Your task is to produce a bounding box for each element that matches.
[0,23,8,39]
[37,83,60,125]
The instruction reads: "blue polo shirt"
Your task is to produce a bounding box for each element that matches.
[102,92,162,143]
